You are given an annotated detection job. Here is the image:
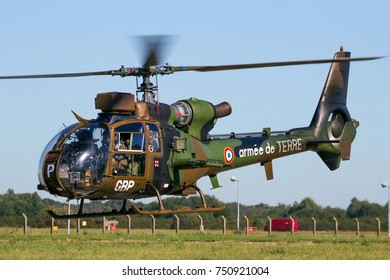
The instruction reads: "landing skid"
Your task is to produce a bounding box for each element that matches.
[47,208,138,220]
[47,185,224,219]
[47,204,224,220]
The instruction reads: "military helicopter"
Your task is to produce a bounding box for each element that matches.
[0,39,382,219]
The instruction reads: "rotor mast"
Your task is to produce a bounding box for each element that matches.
[137,74,158,103]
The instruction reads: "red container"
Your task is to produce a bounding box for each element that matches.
[264,218,298,232]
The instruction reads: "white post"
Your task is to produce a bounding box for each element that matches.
[388,186,390,237]
[230,176,240,231]
[67,201,71,235]
[381,182,390,237]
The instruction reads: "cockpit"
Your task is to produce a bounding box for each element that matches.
[58,122,109,191]
[38,119,161,198]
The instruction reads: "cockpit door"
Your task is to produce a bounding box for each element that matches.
[110,121,162,180]
[112,122,147,178]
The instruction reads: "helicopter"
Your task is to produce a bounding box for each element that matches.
[0,40,382,219]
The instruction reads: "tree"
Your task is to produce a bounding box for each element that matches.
[286,197,322,218]
[347,197,385,219]
[0,189,388,231]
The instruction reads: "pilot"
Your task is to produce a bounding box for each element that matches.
[76,129,93,142]
[85,168,91,188]
[119,140,127,150]
[112,154,125,175]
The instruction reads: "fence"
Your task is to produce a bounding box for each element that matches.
[19,213,387,237]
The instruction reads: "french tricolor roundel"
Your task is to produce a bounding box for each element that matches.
[224,147,234,164]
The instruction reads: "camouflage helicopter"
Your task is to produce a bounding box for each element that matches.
[0,40,381,219]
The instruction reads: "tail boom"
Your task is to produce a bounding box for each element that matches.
[212,50,358,178]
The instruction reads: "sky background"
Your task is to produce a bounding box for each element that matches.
[0,0,389,209]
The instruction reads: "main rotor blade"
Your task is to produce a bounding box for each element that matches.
[0,55,383,80]
[0,70,114,79]
[137,35,174,68]
[172,56,384,72]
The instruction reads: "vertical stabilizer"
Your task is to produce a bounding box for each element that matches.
[310,50,359,170]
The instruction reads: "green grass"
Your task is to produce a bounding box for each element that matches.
[1,228,390,260]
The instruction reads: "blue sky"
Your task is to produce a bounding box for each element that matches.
[0,0,389,209]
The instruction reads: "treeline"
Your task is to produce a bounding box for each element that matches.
[0,188,388,231]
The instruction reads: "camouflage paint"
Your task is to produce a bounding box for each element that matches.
[36,50,361,218]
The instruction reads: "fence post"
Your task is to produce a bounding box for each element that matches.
[102,217,106,234]
[50,217,55,235]
[244,216,249,235]
[221,216,226,235]
[127,215,131,235]
[355,218,360,236]
[333,217,338,236]
[174,214,180,234]
[22,213,27,236]
[150,215,156,235]
[376,217,381,237]
[76,219,80,235]
[289,216,294,235]
[311,217,316,235]
[198,215,205,234]
[267,216,272,235]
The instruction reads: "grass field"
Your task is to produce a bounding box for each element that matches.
[1,227,390,260]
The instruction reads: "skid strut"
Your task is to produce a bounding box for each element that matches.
[131,184,225,215]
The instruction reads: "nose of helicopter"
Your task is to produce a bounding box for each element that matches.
[38,122,109,198]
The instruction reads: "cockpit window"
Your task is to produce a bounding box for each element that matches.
[113,122,146,177]
[146,123,161,153]
[63,124,108,151]
[38,123,78,188]
[114,123,145,152]
[57,122,109,191]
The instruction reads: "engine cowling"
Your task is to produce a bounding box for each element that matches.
[171,98,232,139]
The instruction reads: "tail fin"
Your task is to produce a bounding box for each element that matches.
[310,50,359,170]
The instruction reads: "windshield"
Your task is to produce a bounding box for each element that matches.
[57,122,109,191]
[38,123,78,187]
